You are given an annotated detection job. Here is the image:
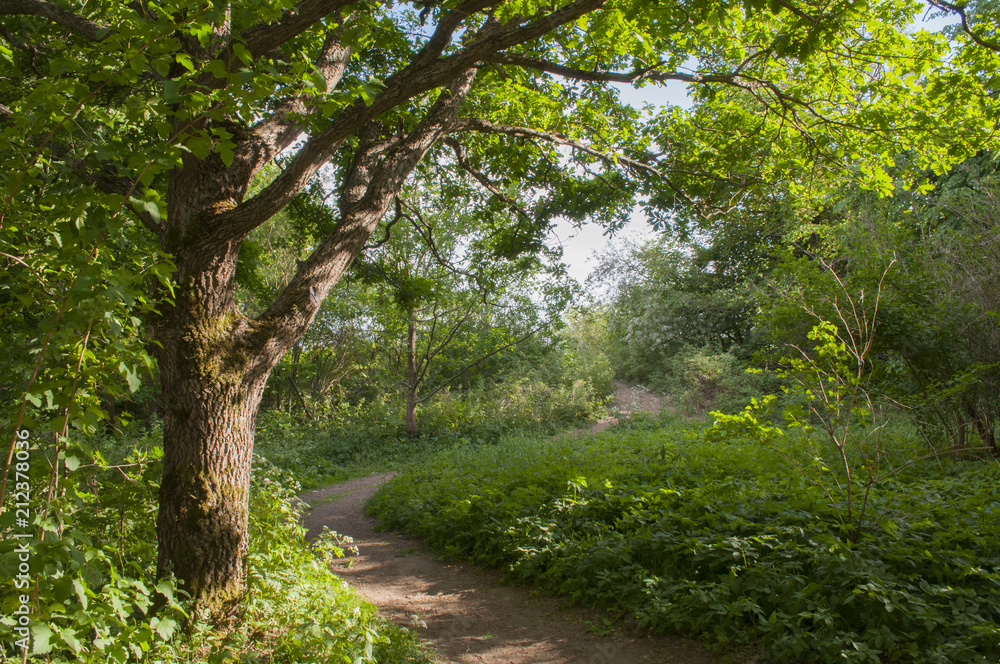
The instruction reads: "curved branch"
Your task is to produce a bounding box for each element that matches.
[488,53,845,134]
[488,53,739,86]
[453,117,668,181]
[397,196,475,279]
[445,137,534,225]
[0,0,109,41]
[927,0,1000,53]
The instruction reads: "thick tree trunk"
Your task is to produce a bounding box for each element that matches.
[405,313,419,434]
[156,361,265,617]
[151,259,272,617]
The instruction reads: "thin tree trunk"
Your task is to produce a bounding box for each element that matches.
[963,397,998,456]
[405,312,419,434]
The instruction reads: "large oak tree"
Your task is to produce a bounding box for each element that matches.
[1,0,993,618]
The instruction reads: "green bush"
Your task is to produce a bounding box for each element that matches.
[368,422,1000,663]
[254,370,610,488]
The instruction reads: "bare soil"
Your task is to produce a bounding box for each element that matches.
[585,381,669,434]
[301,384,716,664]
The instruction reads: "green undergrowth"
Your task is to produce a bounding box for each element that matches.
[0,425,432,664]
[254,395,592,489]
[367,415,1000,663]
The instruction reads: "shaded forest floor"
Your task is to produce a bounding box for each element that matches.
[300,384,718,664]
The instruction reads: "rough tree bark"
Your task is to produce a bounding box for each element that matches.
[148,70,480,616]
[132,0,608,615]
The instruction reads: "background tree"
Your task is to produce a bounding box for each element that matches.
[757,153,1000,456]
[351,179,569,433]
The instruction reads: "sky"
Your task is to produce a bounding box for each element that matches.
[548,8,960,288]
[547,78,692,287]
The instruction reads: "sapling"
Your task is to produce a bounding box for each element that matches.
[709,259,897,541]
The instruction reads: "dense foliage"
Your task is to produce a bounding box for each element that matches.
[369,418,1000,662]
[256,350,614,489]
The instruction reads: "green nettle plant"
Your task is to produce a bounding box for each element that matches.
[710,262,898,540]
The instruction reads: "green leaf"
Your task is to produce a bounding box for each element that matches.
[60,627,83,654]
[150,616,178,641]
[141,200,161,223]
[31,624,53,655]
[175,53,195,72]
[155,580,175,604]
[120,362,142,393]
[207,59,228,80]
[162,80,183,104]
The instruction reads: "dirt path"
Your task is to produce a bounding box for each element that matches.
[302,385,715,664]
[587,381,668,434]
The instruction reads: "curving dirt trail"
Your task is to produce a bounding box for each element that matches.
[302,384,716,664]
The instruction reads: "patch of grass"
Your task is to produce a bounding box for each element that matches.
[367,416,1000,663]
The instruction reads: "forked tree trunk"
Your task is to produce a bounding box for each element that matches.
[148,67,477,620]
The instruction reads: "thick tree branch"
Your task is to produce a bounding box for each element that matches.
[0,0,109,41]
[221,0,603,241]
[239,0,356,57]
[407,0,494,71]
[247,26,353,163]
[250,68,479,360]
